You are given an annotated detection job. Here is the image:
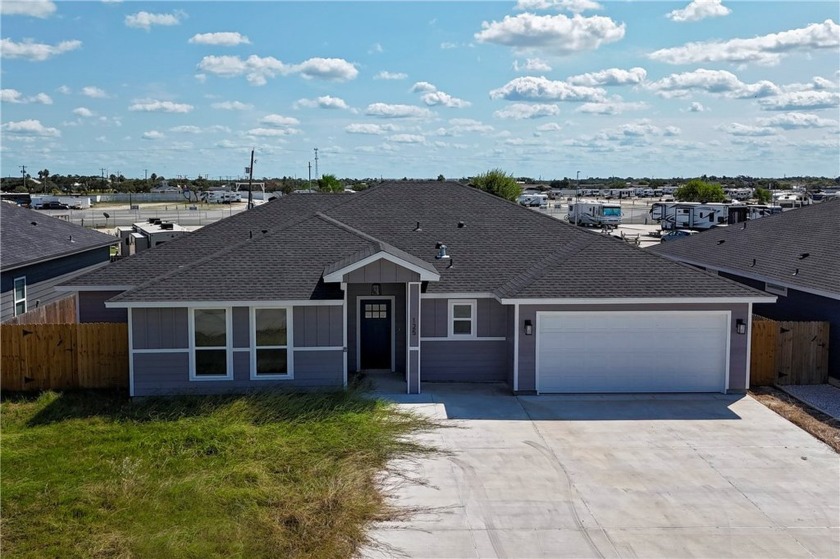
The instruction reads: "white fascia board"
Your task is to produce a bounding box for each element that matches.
[657,255,840,302]
[323,251,440,283]
[106,299,344,309]
[499,296,776,305]
[420,292,496,299]
[55,284,134,292]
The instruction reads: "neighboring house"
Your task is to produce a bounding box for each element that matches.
[1,202,117,322]
[60,181,773,397]
[650,199,839,385]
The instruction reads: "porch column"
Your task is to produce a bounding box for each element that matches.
[406,282,421,394]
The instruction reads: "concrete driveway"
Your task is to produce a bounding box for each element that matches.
[362,383,839,559]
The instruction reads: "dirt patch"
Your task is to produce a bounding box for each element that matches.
[750,386,840,453]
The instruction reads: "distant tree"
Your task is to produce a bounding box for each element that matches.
[437,174,445,182]
[754,187,772,204]
[674,179,726,203]
[471,169,521,201]
[318,174,343,193]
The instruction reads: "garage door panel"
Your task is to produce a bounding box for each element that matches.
[537,311,727,393]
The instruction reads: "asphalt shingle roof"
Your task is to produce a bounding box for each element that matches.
[650,199,840,297]
[70,181,771,303]
[1,203,117,270]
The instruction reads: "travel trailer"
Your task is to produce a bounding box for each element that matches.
[567,200,622,227]
[518,193,548,208]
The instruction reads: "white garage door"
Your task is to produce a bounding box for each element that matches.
[537,311,729,393]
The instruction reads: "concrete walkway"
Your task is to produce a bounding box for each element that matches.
[362,382,840,559]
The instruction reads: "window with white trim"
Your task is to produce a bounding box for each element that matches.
[252,308,291,378]
[192,308,230,379]
[13,277,26,316]
[449,300,476,337]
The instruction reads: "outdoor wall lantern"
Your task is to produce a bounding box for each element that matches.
[735,319,746,335]
[524,320,533,336]
[371,283,381,296]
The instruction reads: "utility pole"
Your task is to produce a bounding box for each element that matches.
[308,162,312,190]
[20,165,27,192]
[314,148,319,180]
[247,148,255,210]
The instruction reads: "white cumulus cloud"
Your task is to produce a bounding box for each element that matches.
[758,90,840,111]
[169,125,203,133]
[0,89,52,104]
[294,96,349,110]
[513,58,553,72]
[757,112,838,129]
[1,119,60,137]
[515,0,603,14]
[291,57,358,81]
[567,67,646,86]
[494,103,560,119]
[260,114,300,127]
[246,128,300,137]
[411,81,438,93]
[667,0,731,23]
[490,76,606,102]
[344,123,398,135]
[421,91,471,108]
[211,100,252,110]
[688,102,707,112]
[129,100,194,113]
[1,0,56,18]
[82,86,108,98]
[197,54,286,85]
[576,100,647,115]
[649,20,840,65]
[188,32,250,46]
[31,92,52,104]
[73,107,94,117]
[537,122,564,132]
[125,11,184,30]
[142,130,165,140]
[0,38,81,61]
[365,103,433,119]
[647,69,780,99]
[375,71,407,80]
[475,13,625,55]
[718,123,776,137]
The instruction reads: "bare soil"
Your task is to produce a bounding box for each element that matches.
[750,386,840,453]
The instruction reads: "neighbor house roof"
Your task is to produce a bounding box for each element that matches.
[650,199,840,299]
[1,202,117,271]
[65,181,771,304]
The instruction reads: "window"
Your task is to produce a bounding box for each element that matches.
[603,207,621,217]
[192,308,230,379]
[364,303,388,319]
[449,300,476,337]
[13,277,26,316]
[252,308,290,378]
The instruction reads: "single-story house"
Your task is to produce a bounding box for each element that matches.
[1,202,117,322]
[60,181,774,396]
[650,199,839,385]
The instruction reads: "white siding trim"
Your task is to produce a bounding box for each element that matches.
[133,348,189,354]
[55,283,133,292]
[107,299,343,309]
[13,276,26,316]
[323,251,439,283]
[745,303,753,389]
[499,296,775,305]
[420,337,506,342]
[421,292,496,300]
[724,311,732,393]
[294,346,344,352]
[127,307,135,397]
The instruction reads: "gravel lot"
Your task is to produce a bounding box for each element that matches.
[780,384,840,419]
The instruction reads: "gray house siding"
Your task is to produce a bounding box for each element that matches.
[420,297,507,338]
[347,283,406,373]
[344,260,420,284]
[421,340,508,381]
[719,271,840,380]
[517,302,750,393]
[130,304,345,396]
[79,290,128,323]
[1,250,111,322]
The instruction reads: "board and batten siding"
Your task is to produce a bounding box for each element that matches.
[516,302,750,393]
[420,297,507,338]
[344,259,420,284]
[130,304,345,396]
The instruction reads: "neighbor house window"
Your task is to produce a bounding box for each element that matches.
[13,277,26,316]
[192,308,230,379]
[252,308,291,379]
[448,300,476,337]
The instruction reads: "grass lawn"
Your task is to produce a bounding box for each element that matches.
[1,389,435,558]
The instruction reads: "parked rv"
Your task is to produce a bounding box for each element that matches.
[518,193,548,208]
[567,200,622,227]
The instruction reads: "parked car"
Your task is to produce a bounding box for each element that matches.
[37,201,70,210]
[660,229,699,242]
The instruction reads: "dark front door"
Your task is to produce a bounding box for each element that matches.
[360,299,392,369]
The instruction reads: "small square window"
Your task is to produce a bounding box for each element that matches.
[449,300,476,338]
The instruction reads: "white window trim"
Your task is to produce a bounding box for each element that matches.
[448,299,477,339]
[13,276,26,316]
[765,282,788,297]
[356,296,396,372]
[189,307,233,381]
[249,306,294,380]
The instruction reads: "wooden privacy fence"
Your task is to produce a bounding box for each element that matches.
[750,316,830,386]
[1,323,128,391]
[4,295,76,325]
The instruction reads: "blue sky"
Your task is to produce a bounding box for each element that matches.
[2,0,838,181]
